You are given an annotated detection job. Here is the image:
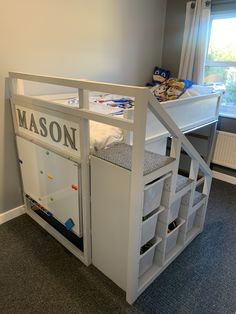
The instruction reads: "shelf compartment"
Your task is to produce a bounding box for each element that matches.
[175,175,193,193]
[165,243,183,265]
[187,211,197,232]
[143,175,167,216]
[186,203,204,236]
[139,237,162,277]
[191,191,206,214]
[165,218,185,259]
[164,174,193,197]
[141,206,165,247]
[185,227,201,245]
[168,197,182,224]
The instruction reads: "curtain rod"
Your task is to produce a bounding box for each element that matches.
[212,0,236,5]
[191,1,211,9]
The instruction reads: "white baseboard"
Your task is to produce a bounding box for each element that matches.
[212,171,236,185]
[0,205,26,225]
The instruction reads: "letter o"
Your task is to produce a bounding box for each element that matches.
[49,121,62,143]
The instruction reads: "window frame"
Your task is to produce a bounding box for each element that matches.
[206,12,236,67]
[205,11,236,118]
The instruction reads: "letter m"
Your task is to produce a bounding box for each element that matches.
[16,109,28,129]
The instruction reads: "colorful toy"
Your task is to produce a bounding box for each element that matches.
[152,81,169,102]
[152,67,170,84]
[166,81,186,101]
[65,218,75,231]
[152,78,191,102]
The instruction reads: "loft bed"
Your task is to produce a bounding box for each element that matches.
[33,86,220,156]
[9,72,220,304]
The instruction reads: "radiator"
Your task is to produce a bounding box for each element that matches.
[212,131,236,170]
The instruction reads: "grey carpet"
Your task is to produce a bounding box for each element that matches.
[93,143,174,175]
[0,179,235,314]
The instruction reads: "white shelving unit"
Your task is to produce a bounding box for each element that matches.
[91,143,209,299]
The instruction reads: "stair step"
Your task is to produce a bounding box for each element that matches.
[193,191,206,207]
[176,175,193,193]
[93,143,175,175]
[165,174,193,193]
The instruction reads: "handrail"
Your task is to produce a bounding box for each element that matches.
[148,92,212,177]
[9,72,146,97]
[11,94,134,131]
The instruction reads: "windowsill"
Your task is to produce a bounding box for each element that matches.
[219,105,236,119]
[219,113,236,119]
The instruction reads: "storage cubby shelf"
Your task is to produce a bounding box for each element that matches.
[139,237,162,276]
[139,236,162,260]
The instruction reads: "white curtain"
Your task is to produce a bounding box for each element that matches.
[178,0,211,84]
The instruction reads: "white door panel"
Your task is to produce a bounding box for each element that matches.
[16,136,82,236]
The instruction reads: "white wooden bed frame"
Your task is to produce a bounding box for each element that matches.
[9,72,220,304]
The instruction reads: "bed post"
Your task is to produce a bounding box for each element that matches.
[126,90,148,304]
[78,89,91,266]
[10,78,24,95]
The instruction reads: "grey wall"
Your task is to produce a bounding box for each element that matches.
[0,0,167,214]
[162,0,187,76]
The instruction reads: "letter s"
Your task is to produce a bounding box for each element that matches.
[39,117,48,137]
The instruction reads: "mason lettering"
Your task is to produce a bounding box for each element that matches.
[16,109,78,151]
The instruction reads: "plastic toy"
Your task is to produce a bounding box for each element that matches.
[65,218,75,231]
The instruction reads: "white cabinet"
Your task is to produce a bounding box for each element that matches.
[16,136,82,237]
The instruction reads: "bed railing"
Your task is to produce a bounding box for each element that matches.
[9,72,215,303]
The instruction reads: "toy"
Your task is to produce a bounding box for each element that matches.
[152,82,169,102]
[65,218,75,231]
[153,66,170,84]
[152,78,189,102]
[166,81,186,101]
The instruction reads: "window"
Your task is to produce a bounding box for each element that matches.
[204,14,236,117]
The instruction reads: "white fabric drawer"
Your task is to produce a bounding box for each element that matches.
[168,197,182,224]
[143,177,165,216]
[141,212,159,247]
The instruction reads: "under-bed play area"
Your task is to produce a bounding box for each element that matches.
[8,71,220,304]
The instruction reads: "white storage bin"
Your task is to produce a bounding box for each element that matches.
[141,212,158,247]
[139,240,160,276]
[165,218,184,257]
[187,211,197,232]
[168,197,182,223]
[143,177,165,216]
